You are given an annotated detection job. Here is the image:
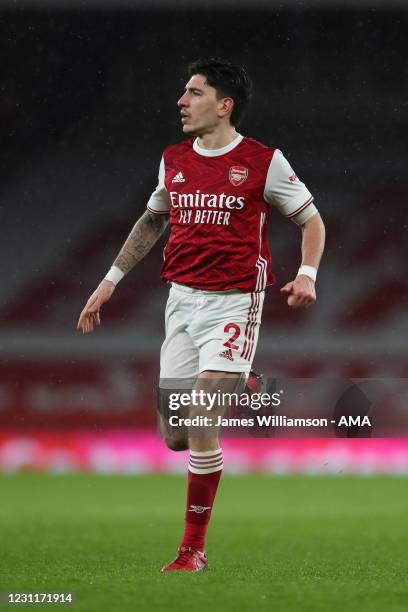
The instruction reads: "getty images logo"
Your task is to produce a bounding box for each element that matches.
[169,190,245,210]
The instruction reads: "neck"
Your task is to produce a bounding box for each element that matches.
[196,125,238,150]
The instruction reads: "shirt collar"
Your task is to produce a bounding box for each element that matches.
[193,133,244,157]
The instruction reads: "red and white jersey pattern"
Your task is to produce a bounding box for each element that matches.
[241,290,263,362]
[147,134,316,292]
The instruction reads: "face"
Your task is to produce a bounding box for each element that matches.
[177,74,232,135]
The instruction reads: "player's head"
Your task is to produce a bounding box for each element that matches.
[178,58,252,135]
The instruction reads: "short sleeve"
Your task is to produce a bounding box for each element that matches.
[263,150,316,223]
[147,157,171,214]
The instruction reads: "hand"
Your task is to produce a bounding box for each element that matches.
[77,280,116,333]
[280,275,316,309]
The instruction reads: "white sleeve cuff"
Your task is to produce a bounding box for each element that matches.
[291,203,318,226]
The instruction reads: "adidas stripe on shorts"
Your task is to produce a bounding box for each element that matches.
[160,282,265,381]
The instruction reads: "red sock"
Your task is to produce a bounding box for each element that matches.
[180,448,223,552]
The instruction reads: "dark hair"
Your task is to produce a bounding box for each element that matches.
[187,58,253,127]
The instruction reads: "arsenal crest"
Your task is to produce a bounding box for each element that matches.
[229,166,248,187]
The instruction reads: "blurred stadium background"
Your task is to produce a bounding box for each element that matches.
[1,0,407,475]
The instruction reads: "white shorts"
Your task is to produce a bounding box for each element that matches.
[160,282,264,381]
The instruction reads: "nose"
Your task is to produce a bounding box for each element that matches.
[177,92,188,108]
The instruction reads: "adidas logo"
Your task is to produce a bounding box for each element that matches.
[172,171,185,183]
[219,348,233,361]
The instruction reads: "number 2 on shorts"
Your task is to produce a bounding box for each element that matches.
[223,323,241,350]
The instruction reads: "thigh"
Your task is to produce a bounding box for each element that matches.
[190,291,265,374]
[159,294,198,448]
[159,293,199,383]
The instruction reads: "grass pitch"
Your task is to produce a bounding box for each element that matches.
[0,473,407,612]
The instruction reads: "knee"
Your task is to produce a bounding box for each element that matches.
[164,436,189,452]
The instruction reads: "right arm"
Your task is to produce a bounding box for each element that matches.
[77,209,169,333]
[112,209,169,275]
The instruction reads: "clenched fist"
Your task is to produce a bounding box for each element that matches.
[280,274,316,309]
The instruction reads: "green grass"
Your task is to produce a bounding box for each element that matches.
[0,474,407,612]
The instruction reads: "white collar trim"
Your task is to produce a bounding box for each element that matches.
[193,133,244,157]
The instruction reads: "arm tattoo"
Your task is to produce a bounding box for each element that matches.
[113,210,169,275]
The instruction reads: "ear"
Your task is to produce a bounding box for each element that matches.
[218,97,234,119]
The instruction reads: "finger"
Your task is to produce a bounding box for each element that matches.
[298,294,312,307]
[305,296,316,308]
[86,293,101,310]
[78,311,90,330]
[85,295,98,309]
[87,300,101,314]
[77,315,86,331]
[78,304,92,322]
[288,295,298,307]
[280,282,293,294]
[79,299,100,327]
[78,314,88,330]
[288,294,308,309]
[80,311,93,333]
[94,311,101,326]
[296,293,315,308]
[288,293,314,308]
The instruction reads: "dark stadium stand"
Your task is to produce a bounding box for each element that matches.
[0,7,406,477]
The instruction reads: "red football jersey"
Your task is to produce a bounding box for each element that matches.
[147,135,314,292]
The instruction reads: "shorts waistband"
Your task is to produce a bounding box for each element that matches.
[170,281,242,296]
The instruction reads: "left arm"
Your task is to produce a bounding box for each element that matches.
[280,212,326,309]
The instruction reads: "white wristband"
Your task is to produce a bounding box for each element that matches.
[104,265,125,286]
[297,265,317,282]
